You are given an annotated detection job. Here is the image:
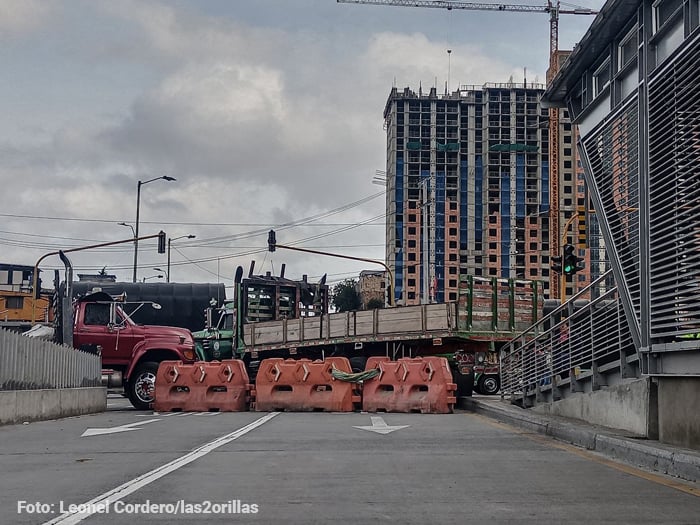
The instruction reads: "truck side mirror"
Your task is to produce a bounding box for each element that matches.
[205,307,213,329]
[109,303,117,325]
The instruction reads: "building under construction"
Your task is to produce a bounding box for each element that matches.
[383,82,592,305]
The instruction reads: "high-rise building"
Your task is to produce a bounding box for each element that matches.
[383,82,589,305]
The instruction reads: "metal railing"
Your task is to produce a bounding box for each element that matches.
[0,329,101,390]
[500,270,638,403]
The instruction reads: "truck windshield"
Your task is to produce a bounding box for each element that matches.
[218,312,234,330]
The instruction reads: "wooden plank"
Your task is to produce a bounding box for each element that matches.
[328,314,348,338]
[285,319,301,343]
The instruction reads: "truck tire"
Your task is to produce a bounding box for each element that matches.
[127,361,159,410]
[477,374,500,395]
[452,368,474,397]
[349,356,368,373]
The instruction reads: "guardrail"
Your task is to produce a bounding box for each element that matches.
[500,270,639,404]
[0,328,101,390]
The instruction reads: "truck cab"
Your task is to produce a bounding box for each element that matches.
[72,291,196,409]
[192,301,236,362]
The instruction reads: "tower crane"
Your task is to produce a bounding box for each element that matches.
[337,0,597,298]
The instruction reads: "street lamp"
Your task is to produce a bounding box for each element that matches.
[166,234,195,283]
[133,176,176,282]
[153,267,168,282]
[118,222,135,237]
[142,274,163,282]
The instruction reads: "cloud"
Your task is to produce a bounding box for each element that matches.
[1,0,601,284]
[0,0,55,37]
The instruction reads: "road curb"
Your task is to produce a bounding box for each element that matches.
[460,397,700,483]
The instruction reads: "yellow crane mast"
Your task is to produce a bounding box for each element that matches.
[337,0,597,298]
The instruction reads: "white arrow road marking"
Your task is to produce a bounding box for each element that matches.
[47,412,279,525]
[81,418,161,437]
[353,416,410,435]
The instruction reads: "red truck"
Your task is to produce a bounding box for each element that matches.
[70,291,196,409]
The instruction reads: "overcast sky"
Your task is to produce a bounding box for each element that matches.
[0,0,604,293]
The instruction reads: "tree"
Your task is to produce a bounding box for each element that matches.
[331,279,362,312]
[366,298,384,310]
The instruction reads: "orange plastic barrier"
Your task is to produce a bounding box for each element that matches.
[254,357,360,412]
[361,357,457,414]
[153,360,251,412]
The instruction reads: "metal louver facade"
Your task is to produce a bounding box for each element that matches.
[543,0,700,376]
[647,34,700,341]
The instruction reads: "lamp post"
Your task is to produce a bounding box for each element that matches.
[118,222,135,237]
[133,176,176,282]
[142,274,163,282]
[166,234,195,283]
[153,267,168,282]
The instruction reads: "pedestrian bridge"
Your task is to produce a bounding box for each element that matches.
[504,0,700,451]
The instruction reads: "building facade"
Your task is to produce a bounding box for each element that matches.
[543,0,700,373]
[383,83,588,305]
[357,270,386,309]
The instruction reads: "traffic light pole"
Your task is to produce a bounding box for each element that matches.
[267,231,395,306]
[31,231,166,324]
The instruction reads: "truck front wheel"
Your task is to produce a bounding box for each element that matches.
[127,361,159,410]
[477,374,500,395]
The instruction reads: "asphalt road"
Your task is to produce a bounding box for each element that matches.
[1,395,698,524]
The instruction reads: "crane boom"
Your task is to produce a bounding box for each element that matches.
[337,0,596,15]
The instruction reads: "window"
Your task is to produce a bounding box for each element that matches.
[6,296,23,309]
[618,26,637,69]
[84,303,111,326]
[408,227,416,235]
[653,0,682,33]
[593,59,611,96]
[408,240,416,248]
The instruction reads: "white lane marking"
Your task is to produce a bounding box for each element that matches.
[137,412,221,418]
[45,412,279,525]
[353,415,410,435]
[81,419,161,437]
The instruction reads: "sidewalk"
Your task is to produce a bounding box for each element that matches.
[460,396,700,483]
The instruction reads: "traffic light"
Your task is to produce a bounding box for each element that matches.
[551,255,562,273]
[157,231,166,254]
[562,243,584,275]
[267,229,276,252]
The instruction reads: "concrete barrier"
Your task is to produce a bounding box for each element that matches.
[0,387,106,425]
